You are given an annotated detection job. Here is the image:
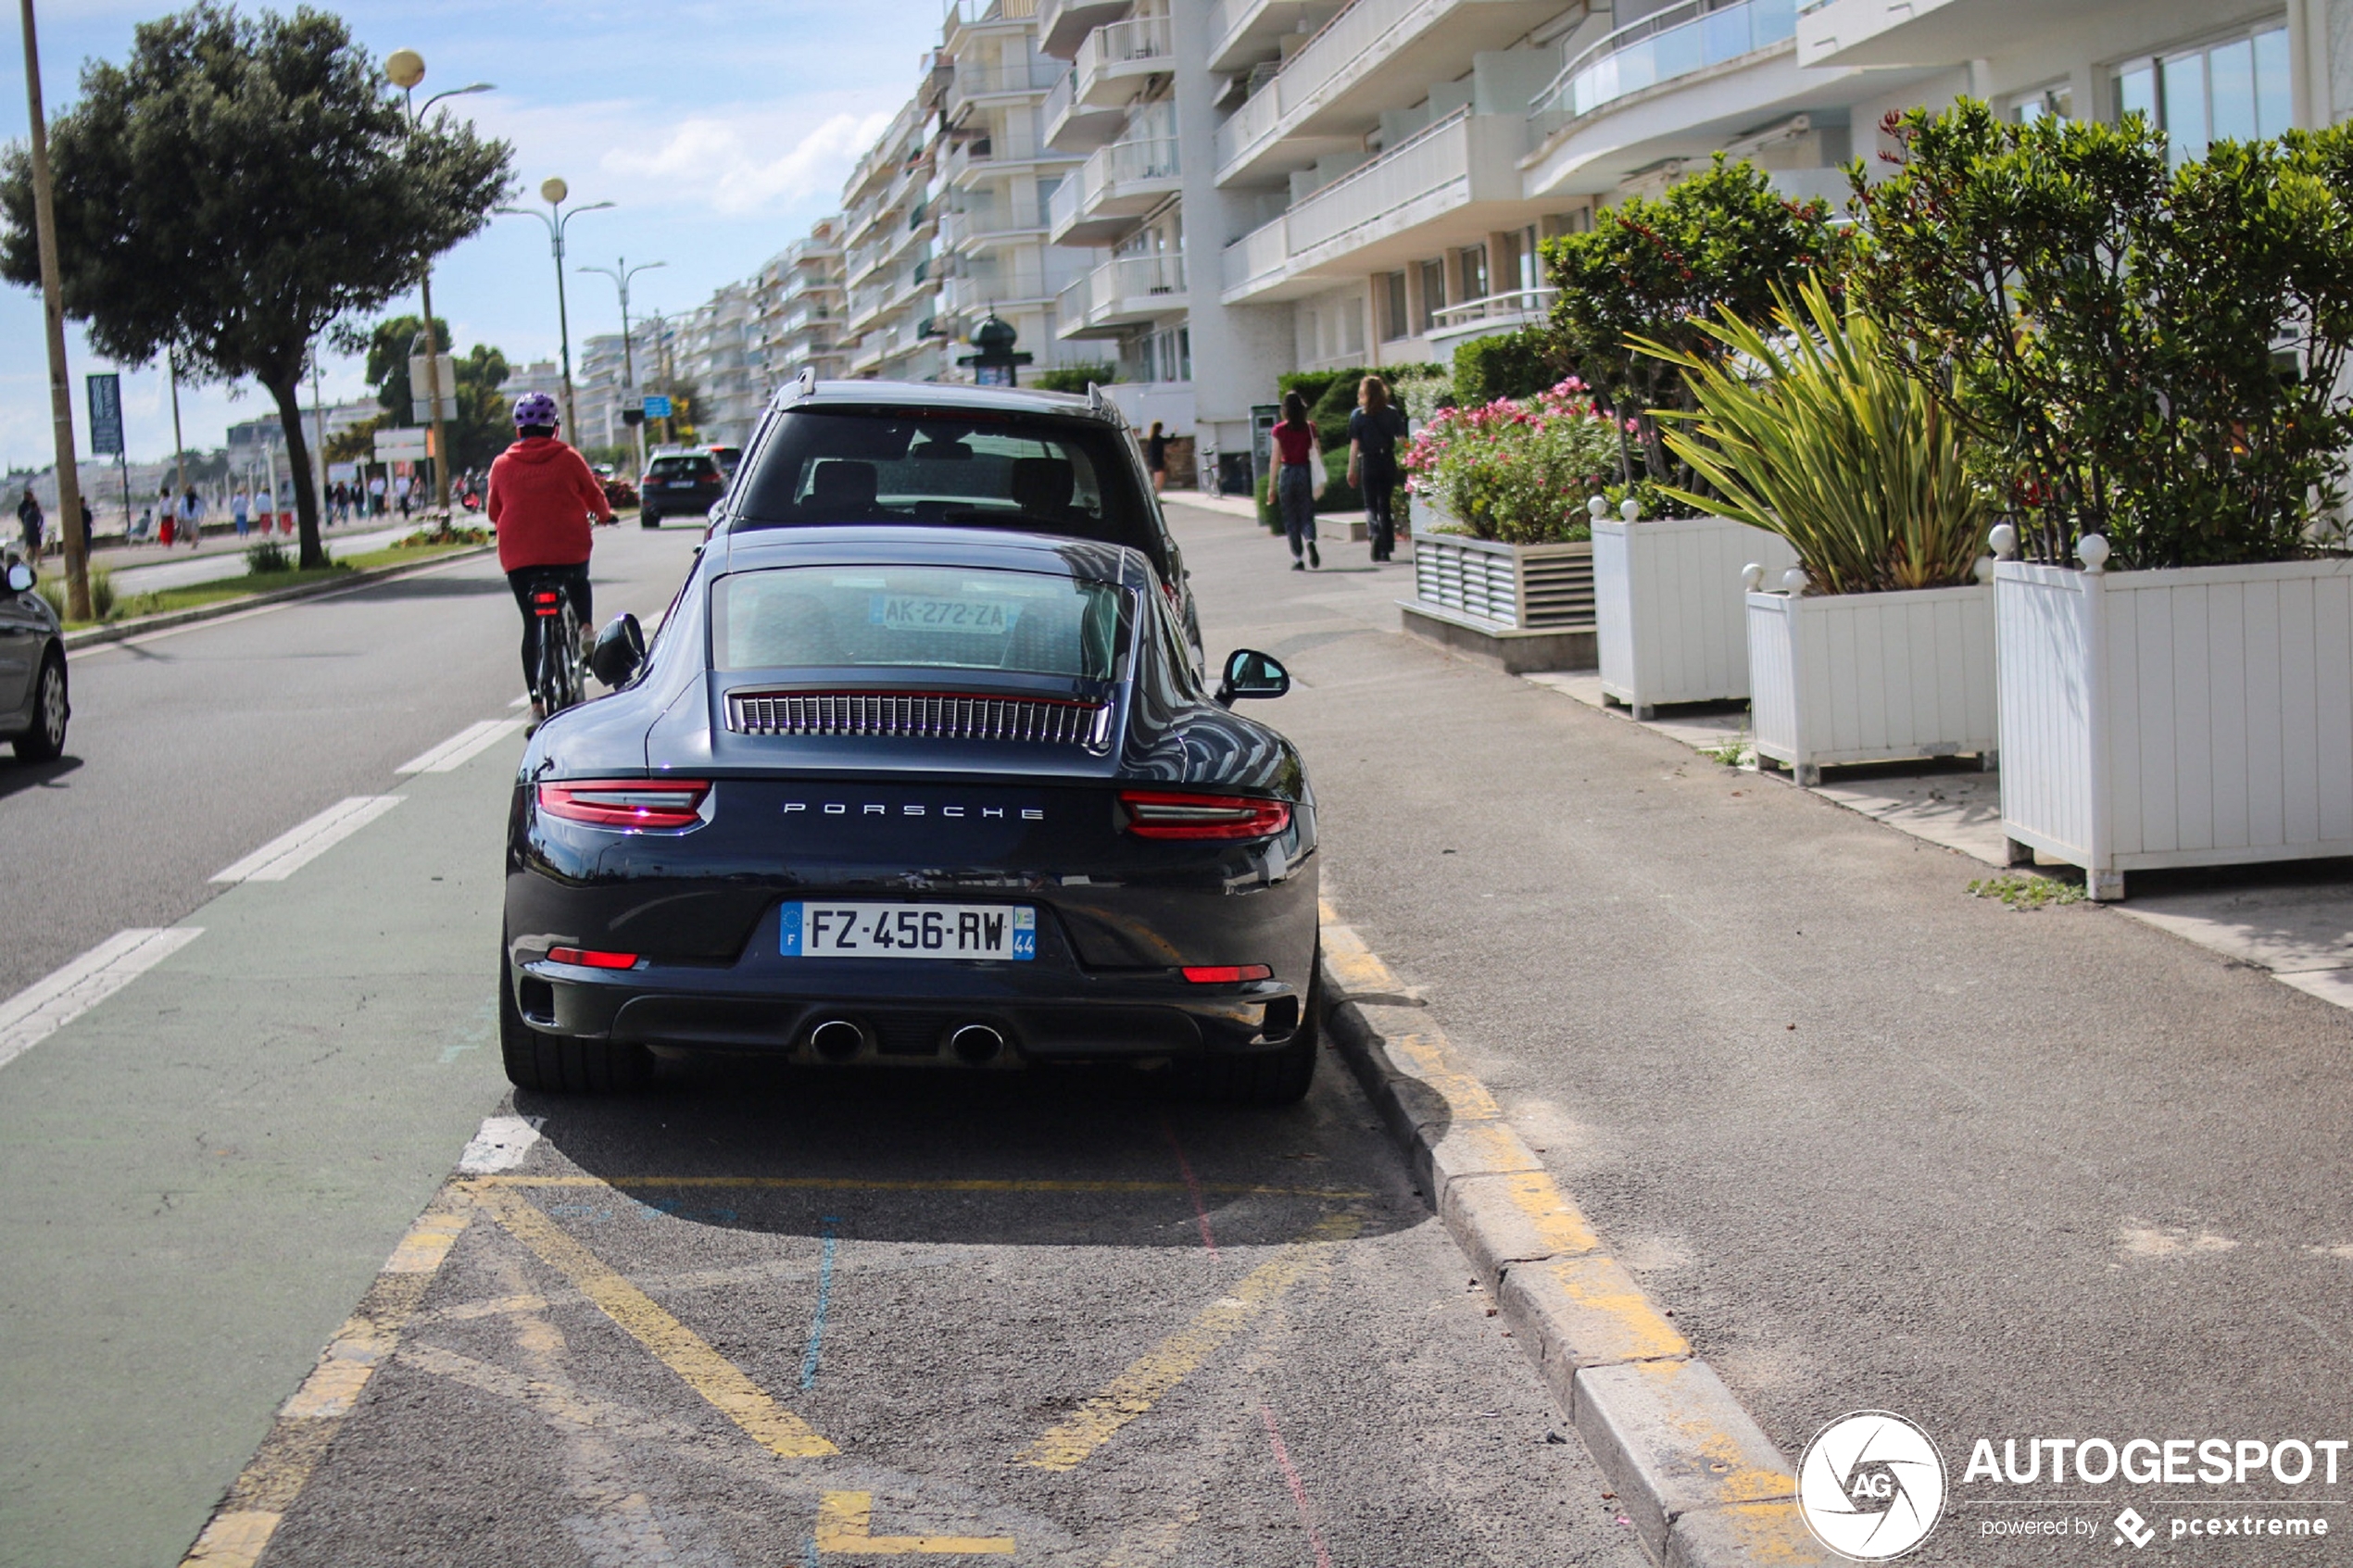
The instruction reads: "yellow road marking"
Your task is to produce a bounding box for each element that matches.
[1018,1213,1362,1473]
[475,1173,1372,1199]
[816,1491,1016,1555]
[178,1200,471,1568]
[1496,1168,1603,1257]
[466,1182,837,1458]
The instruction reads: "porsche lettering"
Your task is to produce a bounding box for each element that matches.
[783,802,1042,820]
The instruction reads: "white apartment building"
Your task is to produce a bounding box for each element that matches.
[676,282,762,445]
[752,220,850,387]
[842,83,952,381]
[1015,0,2353,487]
[574,335,631,455]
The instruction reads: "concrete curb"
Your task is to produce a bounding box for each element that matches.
[62,544,496,652]
[1317,912,1828,1567]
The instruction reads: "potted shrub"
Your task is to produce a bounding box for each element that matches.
[1543,157,1834,712]
[1644,276,1994,784]
[1858,104,2353,897]
[1398,380,1618,671]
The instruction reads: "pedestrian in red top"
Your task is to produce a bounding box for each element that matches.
[1270,390,1321,570]
[488,391,613,721]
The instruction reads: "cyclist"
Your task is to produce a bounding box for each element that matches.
[488,391,612,723]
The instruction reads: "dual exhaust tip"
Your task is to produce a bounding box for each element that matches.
[806,1017,1007,1065]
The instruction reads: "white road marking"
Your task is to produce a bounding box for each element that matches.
[396,717,527,774]
[209,796,405,884]
[459,1114,546,1174]
[510,692,533,709]
[0,927,204,1073]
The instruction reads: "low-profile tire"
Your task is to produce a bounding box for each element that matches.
[13,652,67,762]
[640,510,660,529]
[498,954,653,1094]
[1188,960,1320,1108]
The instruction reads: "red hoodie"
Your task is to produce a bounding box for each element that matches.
[488,436,610,571]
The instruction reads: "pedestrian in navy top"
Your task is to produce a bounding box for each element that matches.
[1347,374,1408,563]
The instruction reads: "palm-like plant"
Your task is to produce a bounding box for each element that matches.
[1634,277,1986,594]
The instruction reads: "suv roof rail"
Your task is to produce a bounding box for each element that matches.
[794,367,816,401]
[1086,382,1126,429]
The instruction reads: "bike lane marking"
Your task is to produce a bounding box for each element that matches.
[208,795,404,884]
[396,717,527,775]
[0,925,203,1073]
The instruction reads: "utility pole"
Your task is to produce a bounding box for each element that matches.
[385,53,492,520]
[18,0,86,617]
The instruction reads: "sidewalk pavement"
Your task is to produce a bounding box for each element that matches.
[107,522,416,595]
[1164,496,2353,1560]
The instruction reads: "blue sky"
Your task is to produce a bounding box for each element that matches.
[0,0,946,466]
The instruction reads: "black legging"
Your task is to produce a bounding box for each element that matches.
[1365,479,1397,560]
[509,563,593,695]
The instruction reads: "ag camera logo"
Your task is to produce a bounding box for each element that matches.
[1797,1411,1947,1560]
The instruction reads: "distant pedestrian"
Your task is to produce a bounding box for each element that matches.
[255,486,273,534]
[17,487,44,558]
[1347,374,1408,564]
[180,487,203,548]
[79,496,94,554]
[1271,391,1320,571]
[370,473,387,516]
[231,489,249,536]
[1144,420,1168,494]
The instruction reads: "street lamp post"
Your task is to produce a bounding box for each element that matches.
[578,257,664,481]
[497,182,612,444]
[384,51,492,519]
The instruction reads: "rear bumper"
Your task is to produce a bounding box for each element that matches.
[510,952,1307,1064]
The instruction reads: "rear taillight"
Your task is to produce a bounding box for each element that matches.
[547,947,641,969]
[1119,790,1291,841]
[532,589,561,618]
[537,778,711,830]
[1182,964,1272,984]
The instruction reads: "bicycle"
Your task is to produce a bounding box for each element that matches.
[523,570,585,721]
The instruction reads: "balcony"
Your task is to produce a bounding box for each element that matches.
[1043,66,1129,153]
[1038,0,1131,57]
[1205,0,1333,74]
[1529,0,1796,136]
[1424,285,1556,355]
[1057,254,1189,338]
[1220,108,1527,302]
[939,198,1052,251]
[1212,0,1561,183]
[1073,16,1172,108]
[1795,0,2108,69]
[941,265,1062,315]
[948,56,1063,119]
[1047,135,1181,245]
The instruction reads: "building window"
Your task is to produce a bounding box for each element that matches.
[2115,24,2291,165]
[1458,245,1489,303]
[2011,82,2074,123]
[1416,259,1446,332]
[1379,271,1410,341]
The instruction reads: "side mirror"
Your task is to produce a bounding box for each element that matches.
[5,561,31,594]
[1214,648,1290,706]
[588,613,646,688]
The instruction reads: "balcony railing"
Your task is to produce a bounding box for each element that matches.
[1073,14,1173,103]
[946,0,1038,29]
[1214,0,1424,173]
[1529,0,1795,132]
[1059,253,1189,330]
[1049,134,1181,234]
[954,58,1064,98]
[1286,107,1467,254]
[1428,285,1557,334]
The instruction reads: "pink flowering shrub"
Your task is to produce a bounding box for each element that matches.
[1402,380,1622,544]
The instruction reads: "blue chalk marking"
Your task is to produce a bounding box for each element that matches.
[799,1216,841,1390]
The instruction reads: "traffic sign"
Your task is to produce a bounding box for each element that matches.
[86,373,122,457]
[642,394,672,419]
[374,426,431,462]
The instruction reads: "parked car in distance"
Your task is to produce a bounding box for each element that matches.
[706,445,744,477]
[503,526,1316,1103]
[0,559,69,760]
[640,449,727,528]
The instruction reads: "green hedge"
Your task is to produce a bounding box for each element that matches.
[1276,364,1444,448]
[1453,328,1560,407]
[1032,362,1115,394]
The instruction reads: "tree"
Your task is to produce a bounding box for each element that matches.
[1541,156,1843,492]
[0,6,512,567]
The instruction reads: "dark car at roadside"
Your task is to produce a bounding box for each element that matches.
[638,449,727,528]
[0,558,68,760]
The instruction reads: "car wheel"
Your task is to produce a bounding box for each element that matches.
[1188,960,1320,1107]
[498,951,653,1094]
[14,652,67,761]
[640,510,660,529]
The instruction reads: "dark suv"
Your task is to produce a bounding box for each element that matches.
[716,381,1201,659]
[639,449,728,528]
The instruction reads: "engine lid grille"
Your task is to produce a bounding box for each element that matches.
[727,689,1113,750]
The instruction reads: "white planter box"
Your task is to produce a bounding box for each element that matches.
[1995,553,2353,899]
[1593,511,1795,716]
[1745,582,1997,784]
[1401,507,1596,673]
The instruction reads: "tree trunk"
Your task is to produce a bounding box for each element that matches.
[267,374,325,569]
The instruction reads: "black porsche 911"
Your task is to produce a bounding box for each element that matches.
[498,526,1320,1105]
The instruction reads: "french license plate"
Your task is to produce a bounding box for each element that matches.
[781,902,1035,960]
[870,594,1013,634]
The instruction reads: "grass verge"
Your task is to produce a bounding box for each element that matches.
[48,542,477,631]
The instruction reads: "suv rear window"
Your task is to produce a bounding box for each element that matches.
[649,456,719,480]
[711,564,1129,681]
[729,408,1154,559]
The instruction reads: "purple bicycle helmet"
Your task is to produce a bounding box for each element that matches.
[512,391,560,429]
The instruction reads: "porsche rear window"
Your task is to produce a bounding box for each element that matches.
[710,565,1128,681]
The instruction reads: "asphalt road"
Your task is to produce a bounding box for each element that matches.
[1162,499,2353,1562]
[0,517,1647,1568]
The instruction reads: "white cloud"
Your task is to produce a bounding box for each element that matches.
[604,107,893,215]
